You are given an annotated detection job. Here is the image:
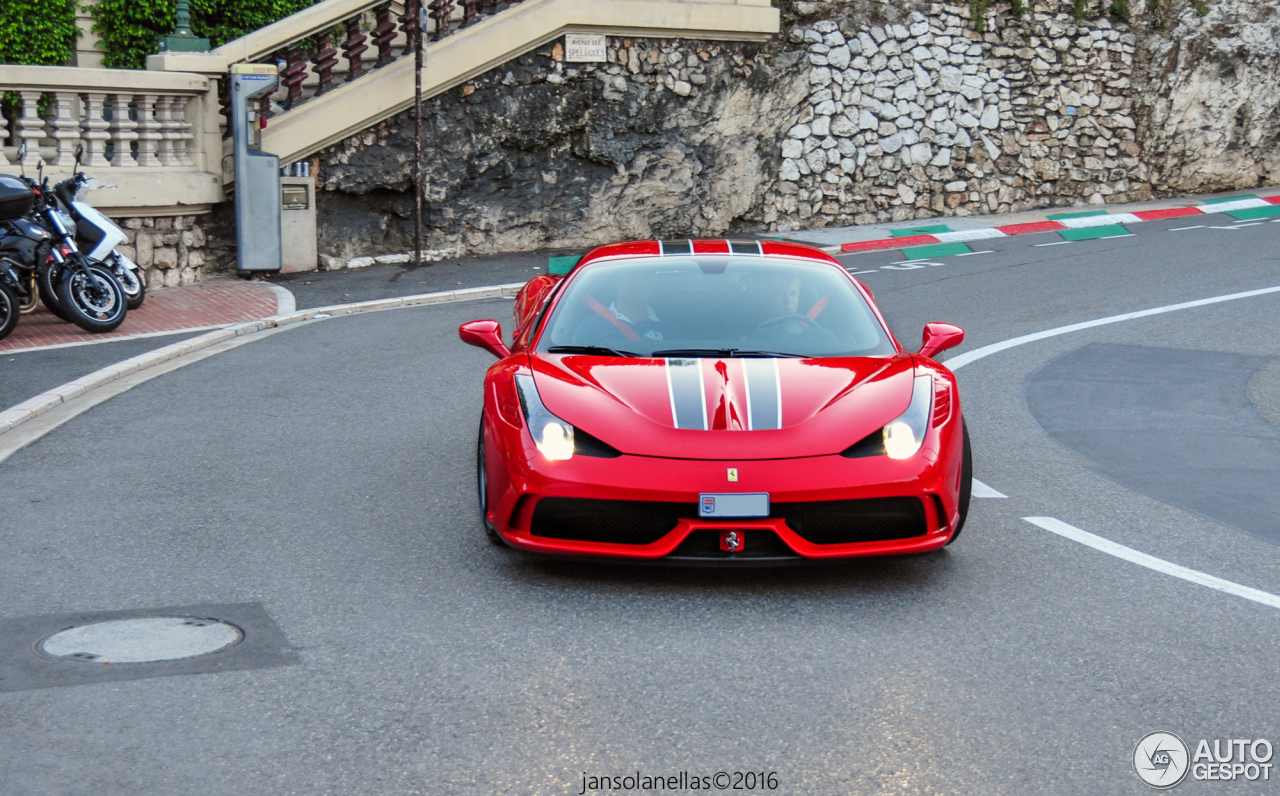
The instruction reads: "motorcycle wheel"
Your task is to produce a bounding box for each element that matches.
[0,281,19,341]
[39,263,71,321]
[56,264,127,333]
[19,273,39,314]
[114,259,146,310]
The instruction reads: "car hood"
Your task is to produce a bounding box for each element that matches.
[530,353,916,459]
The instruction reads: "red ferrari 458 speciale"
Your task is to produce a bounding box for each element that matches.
[459,239,971,563]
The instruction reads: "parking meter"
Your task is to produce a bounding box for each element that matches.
[230,64,281,272]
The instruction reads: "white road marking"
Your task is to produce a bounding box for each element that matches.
[1024,517,1280,611]
[945,283,1280,371]
[1209,223,1262,230]
[972,479,1007,498]
[1168,225,1204,231]
[881,263,928,270]
[1033,241,1071,247]
[848,270,878,275]
[955,250,995,257]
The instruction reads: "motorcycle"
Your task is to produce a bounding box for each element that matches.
[0,173,35,340]
[54,146,146,310]
[9,143,127,334]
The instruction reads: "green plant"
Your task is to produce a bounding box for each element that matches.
[970,0,996,31]
[1109,0,1131,20]
[92,0,320,69]
[1010,0,1029,17]
[1073,0,1088,20]
[0,0,78,65]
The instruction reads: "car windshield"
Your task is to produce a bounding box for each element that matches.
[537,256,896,358]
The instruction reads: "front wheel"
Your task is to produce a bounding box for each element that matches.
[39,263,70,321]
[56,264,127,333]
[477,418,505,547]
[112,256,146,310]
[0,281,19,341]
[946,420,973,545]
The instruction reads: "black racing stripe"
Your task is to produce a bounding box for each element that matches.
[661,239,693,256]
[729,239,763,255]
[742,358,780,430]
[666,359,706,430]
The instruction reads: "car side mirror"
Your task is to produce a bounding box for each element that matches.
[919,322,964,360]
[459,319,511,359]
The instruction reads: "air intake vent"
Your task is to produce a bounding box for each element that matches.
[932,380,951,427]
[530,498,695,545]
[774,497,927,544]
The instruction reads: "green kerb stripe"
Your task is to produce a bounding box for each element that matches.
[1047,209,1109,220]
[891,224,951,237]
[1059,225,1129,241]
[1203,194,1258,204]
[548,255,581,276]
[1225,206,1280,221]
[901,242,971,259]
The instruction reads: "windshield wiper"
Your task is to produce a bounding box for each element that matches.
[650,348,805,358]
[546,345,639,357]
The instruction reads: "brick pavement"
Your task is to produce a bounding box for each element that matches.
[1,278,282,353]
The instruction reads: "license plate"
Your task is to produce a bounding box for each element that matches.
[699,493,769,518]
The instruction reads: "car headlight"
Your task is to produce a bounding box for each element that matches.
[514,374,575,460]
[883,374,933,460]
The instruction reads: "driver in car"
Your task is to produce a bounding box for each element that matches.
[572,271,665,345]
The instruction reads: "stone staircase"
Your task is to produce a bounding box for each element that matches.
[0,0,776,216]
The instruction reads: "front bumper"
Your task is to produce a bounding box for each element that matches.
[484,423,964,561]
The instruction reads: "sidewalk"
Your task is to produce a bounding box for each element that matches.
[0,278,284,353]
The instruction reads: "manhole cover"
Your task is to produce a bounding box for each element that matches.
[36,617,243,664]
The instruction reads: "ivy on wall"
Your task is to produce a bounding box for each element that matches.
[91,0,320,69]
[0,0,79,65]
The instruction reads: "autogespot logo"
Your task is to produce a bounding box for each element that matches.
[1133,732,1190,789]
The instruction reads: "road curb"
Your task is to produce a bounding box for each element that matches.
[0,281,525,437]
[819,194,1280,256]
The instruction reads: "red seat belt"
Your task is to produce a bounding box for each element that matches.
[807,295,829,320]
[584,296,643,341]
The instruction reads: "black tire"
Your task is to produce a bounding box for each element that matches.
[947,420,973,545]
[56,264,127,333]
[0,281,19,341]
[38,263,71,321]
[477,418,505,546]
[113,258,146,310]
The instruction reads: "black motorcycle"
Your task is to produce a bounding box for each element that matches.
[5,143,127,334]
[0,174,40,340]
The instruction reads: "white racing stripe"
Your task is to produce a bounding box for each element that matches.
[945,284,1280,371]
[1025,517,1280,611]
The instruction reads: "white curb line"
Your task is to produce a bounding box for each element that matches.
[0,281,525,437]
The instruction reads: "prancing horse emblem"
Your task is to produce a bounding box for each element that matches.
[720,530,743,553]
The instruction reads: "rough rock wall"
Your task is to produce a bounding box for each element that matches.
[315,38,809,263]
[311,0,1279,260]
[1139,0,1280,191]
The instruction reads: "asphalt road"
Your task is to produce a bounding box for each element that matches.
[2,216,1279,794]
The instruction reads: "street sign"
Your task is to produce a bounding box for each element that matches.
[565,33,607,62]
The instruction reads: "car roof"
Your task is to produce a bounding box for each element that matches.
[574,239,842,271]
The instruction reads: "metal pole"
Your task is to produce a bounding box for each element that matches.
[413,1,424,267]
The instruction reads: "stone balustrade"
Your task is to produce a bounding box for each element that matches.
[0,65,223,214]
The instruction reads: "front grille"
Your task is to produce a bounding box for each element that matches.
[774,497,927,545]
[530,497,695,545]
[666,529,799,560]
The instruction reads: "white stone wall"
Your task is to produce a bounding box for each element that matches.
[764,2,1149,230]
